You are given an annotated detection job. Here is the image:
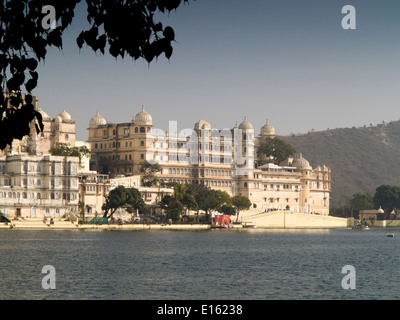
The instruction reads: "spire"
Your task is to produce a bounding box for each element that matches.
[142,105,145,112]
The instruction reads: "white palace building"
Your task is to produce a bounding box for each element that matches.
[0,96,332,219]
[88,107,332,215]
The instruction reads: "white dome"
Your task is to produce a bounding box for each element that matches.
[58,109,71,121]
[89,109,107,128]
[260,119,275,136]
[133,106,152,125]
[239,116,253,130]
[292,153,312,170]
[194,120,211,130]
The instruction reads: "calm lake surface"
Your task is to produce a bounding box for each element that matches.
[0,227,399,300]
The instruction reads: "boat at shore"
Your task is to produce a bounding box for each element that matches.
[352,224,370,230]
[242,223,257,229]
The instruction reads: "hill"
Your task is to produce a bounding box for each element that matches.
[280,120,400,206]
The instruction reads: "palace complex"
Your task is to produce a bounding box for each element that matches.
[88,107,332,215]
[0,94,332,218]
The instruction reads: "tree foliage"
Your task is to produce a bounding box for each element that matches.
[102,185,145,219]
[231,195,251,222]
[349,192,374,213]
[49,142,90,164]
[160,183,198,221]
[373,185,400,214]
[185,184,232,218]
[258,137,297,165]
[160,183,234,222]
[138,160,162,187]
[0,0,192,150]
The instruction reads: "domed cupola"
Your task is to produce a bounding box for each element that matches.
[58,109,71,121]
[260,119,275,137]
[37,107,51,120]
[89,109,107,128]
[239,116,253,130]
[194,120,211,131]
[55,115,62,123]
[291,153,312,170]
[133,105,152,125]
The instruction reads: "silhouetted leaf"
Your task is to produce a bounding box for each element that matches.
[163,26,175,41]
[25,79,37,93]
[0,0,193,150]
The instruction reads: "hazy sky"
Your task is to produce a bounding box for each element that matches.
[33,0,400,141]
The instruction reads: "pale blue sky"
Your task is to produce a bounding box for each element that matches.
[33,0,400,141]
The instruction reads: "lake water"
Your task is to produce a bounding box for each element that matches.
[1,227,399,300]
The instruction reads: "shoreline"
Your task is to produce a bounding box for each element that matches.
[2,213,397,231]
[0,220,359,231]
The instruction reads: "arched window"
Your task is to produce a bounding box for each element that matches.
[244,182,248,188]
[135,127,138,133]
[140,127,145,133]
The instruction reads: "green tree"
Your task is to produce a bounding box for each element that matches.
[49,142,90,166]
[373,185,400,215]
[160,195,183,222]
[258,137,297,165]
[0,0,192,150]
[138,160,162,187]
[220,204,236,216]
[232,195,252,222]
[349,192,374,218]
[102,185,145,219]
[160,183,198,222]
[184,185,233,221]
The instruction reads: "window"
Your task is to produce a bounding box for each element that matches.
[140,127,145,133]
[135,127,138,133]
[141,141,144,146]
[141,154,144,160]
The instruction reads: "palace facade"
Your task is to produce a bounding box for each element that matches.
[0,153,80,218]
[88,107,332,215]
